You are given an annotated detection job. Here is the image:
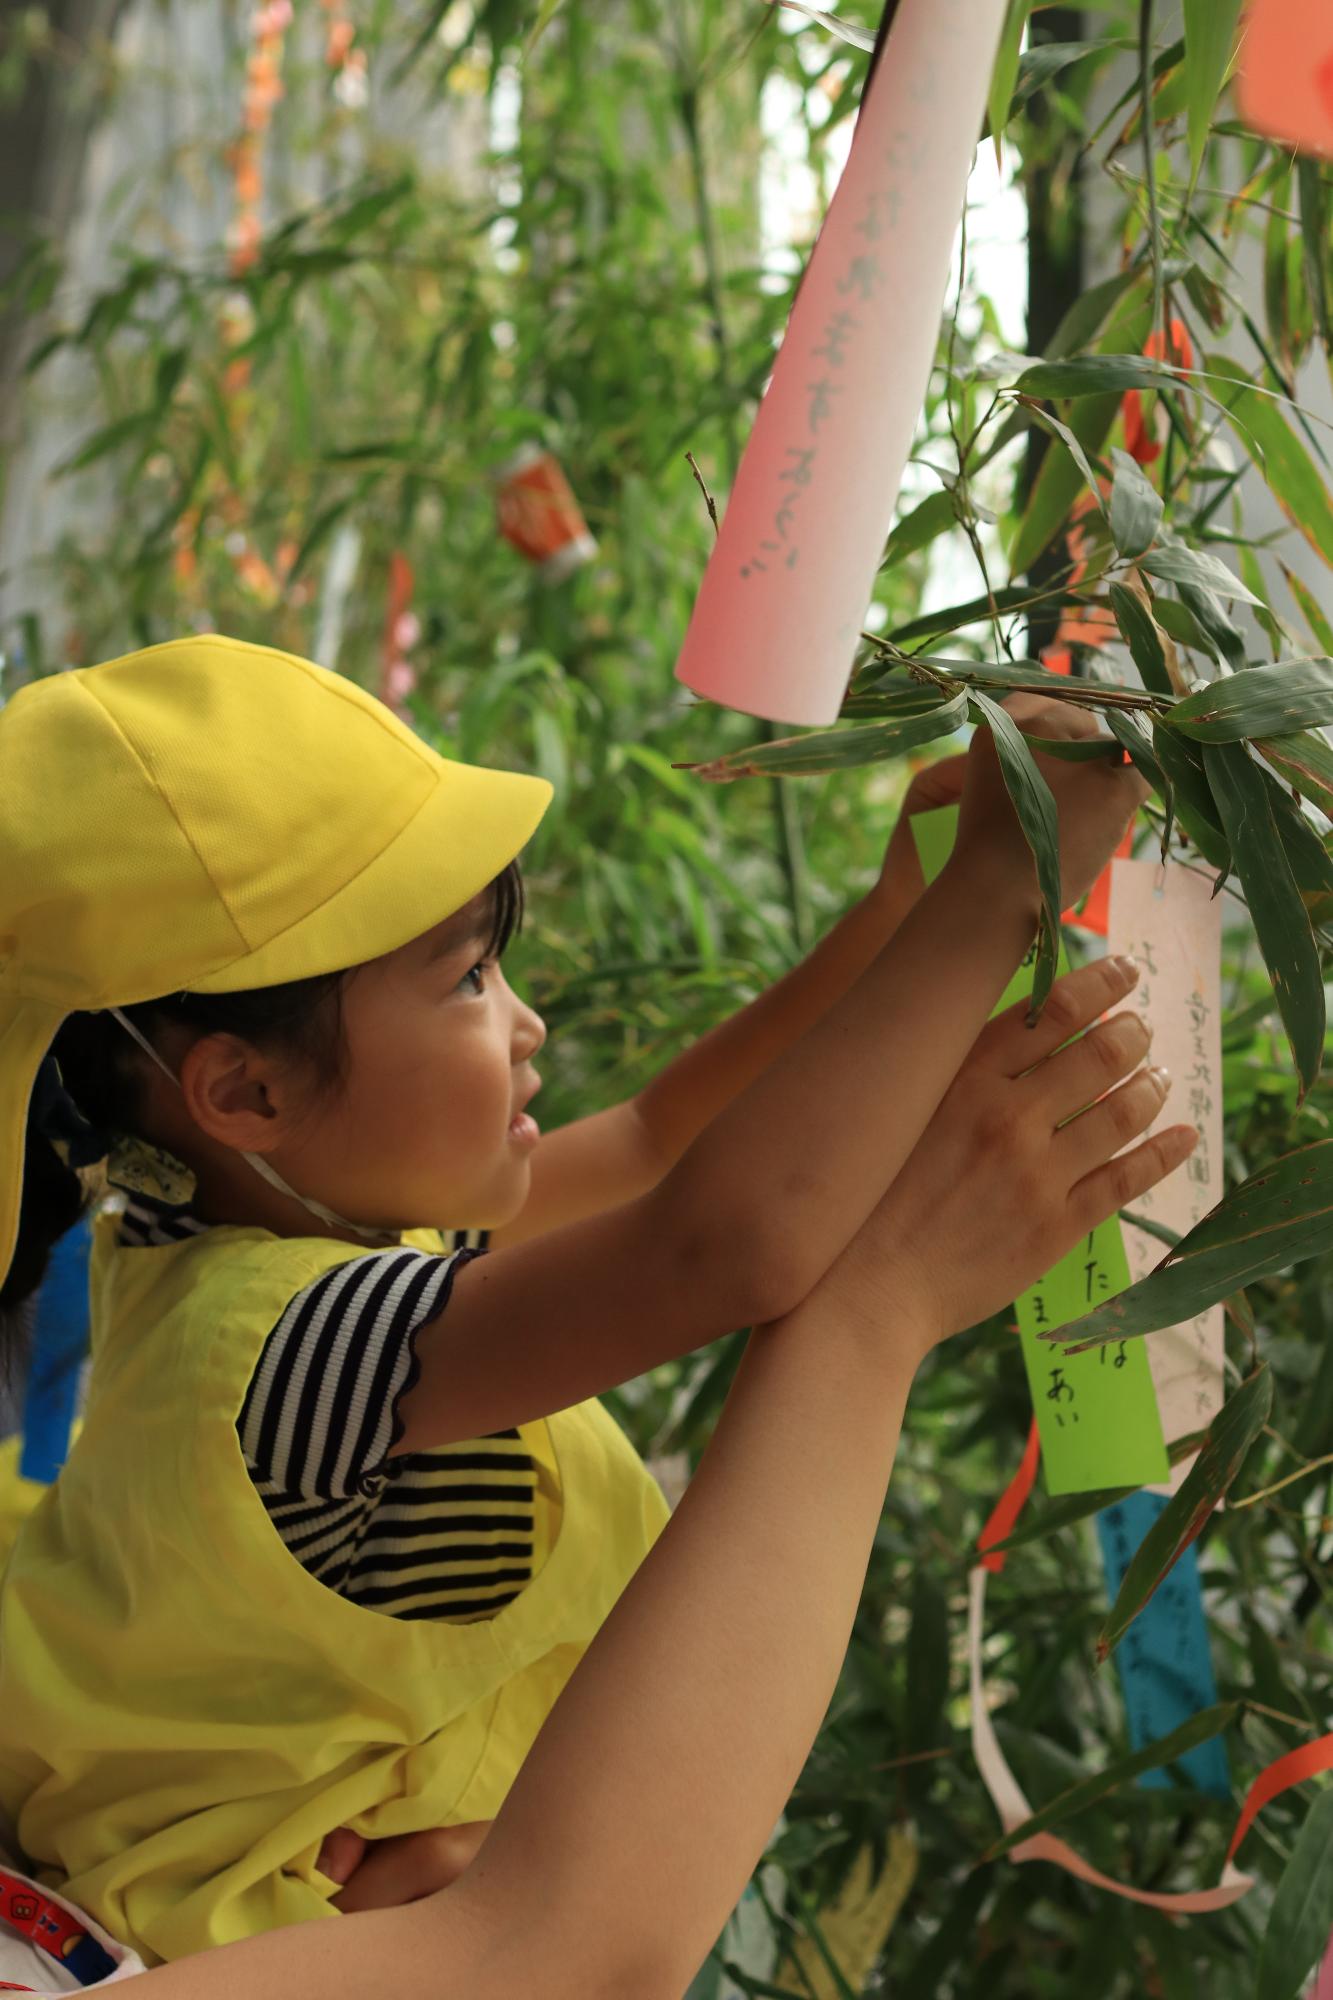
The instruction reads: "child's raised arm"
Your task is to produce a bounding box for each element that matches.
[397,699,1148,1446]
[129,961,1191,2000]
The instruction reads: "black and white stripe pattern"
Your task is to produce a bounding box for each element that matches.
[115,1198,210,1249]
[116,1207,530,1623]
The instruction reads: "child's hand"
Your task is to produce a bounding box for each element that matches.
[818,953,1194,1360]
[874,755,967,917]
[953,695,1148,913]
[317,1821,492,1912]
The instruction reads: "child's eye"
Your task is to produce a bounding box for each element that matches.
[458,960,490,996]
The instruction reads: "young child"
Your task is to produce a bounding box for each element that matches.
[0,632,1151,1965]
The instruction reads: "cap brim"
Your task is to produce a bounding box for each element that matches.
[0,995,70,1295]
[190,761,553,993]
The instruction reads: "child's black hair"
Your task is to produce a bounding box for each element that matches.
[0,861,525,1359]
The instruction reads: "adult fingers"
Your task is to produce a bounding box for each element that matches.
[1031,1007,1153,1124]
[980,955,1140,1079]
[1055,1059,1172,1181]
[1069,1124,1199,1240]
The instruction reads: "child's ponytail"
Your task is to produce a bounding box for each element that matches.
[0,1101,90,1360]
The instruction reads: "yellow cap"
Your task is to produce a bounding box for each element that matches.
[0,634,552,1288]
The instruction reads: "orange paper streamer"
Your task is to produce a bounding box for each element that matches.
[1237,0,1333,161]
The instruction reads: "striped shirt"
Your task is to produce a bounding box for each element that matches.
[115,1201,535,1625]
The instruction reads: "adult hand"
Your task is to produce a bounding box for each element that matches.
[818,952,1193,1357]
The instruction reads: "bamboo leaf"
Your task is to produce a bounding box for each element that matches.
[1168,659,1333,741]
[1104,709,1165,791]
[918,655,1150,703]
[1108,581,1175,696]
[1107,448,1164,559]
[1182,0,1242,184]
[54,413,152,477]
[1009,291,1152,578]
[990,1483,1139,1553]
[1140,544,1262,606]
[1203,741,1326,1096]
[889,585,1059,647]
[1015,354,1188,399]
[904,1573,950,1799]
[1208,355,1333,571]
[525,0,569,49]
[1297,159,1332,358]
[969,690,1060,1014]
[1281,563,1333,655]
[987,1429,1203,1557]
[1019,405,1107,514]
[1261,771,1333,913]
[1150,723,1231,869]
[1175,579,1247,674]
[1256,729,1333,818]
[1154,593,1225,660]
[683,696,967,781]
[879,490,957,573]
[770,0,876,51]
[1051,1142,1333,1349]
[1256,1790,1333,2000]
[988,0,1033,163]
[1097,1371,1272,1657]
[985,1702,1241,1857]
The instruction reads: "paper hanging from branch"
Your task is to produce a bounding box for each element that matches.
[1107,859,1225,1491]
[674,0,1008,726]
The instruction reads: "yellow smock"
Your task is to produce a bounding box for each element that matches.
[0,1209,668,1965]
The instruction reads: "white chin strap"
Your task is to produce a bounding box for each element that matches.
[109,1008,400,1243]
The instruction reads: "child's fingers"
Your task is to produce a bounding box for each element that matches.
[984,955,1139,1078]
[332,1822,493,1913]
[1055,1061,1171,1179]
[1068,1123,1198,1240]
[316,1826,366,1886]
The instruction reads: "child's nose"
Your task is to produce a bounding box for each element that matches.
[515,1001,546,1061]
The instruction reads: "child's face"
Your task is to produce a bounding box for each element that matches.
[301,891,546,1232]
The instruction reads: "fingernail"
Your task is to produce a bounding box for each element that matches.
[1114,955,1139,984]
[1150,1065,1171,1090]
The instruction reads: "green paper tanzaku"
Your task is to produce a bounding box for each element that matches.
[912,806,1168,1495]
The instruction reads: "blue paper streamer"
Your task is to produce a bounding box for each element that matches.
[20,1216,92,1486]
[1096,1490,1230,1798]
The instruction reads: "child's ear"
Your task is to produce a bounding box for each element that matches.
[176,1032,287,1151]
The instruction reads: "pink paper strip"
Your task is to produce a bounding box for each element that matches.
[674,0,1007,726]
[1107,859,1225,1492]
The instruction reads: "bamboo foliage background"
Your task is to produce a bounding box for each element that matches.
[3,1,1333,1992]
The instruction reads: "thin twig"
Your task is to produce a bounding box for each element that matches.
[685,450,719,538]
[1231,1452,1333,1512]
